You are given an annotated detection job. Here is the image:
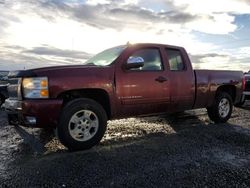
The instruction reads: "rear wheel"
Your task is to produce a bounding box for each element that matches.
[57,98,107,151]
[207,92,233,123]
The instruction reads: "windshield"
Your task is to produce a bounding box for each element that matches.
[84,45,127,66]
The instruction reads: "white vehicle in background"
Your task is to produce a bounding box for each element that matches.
[0,71,9,106]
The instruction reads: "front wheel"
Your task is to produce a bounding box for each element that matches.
[57,98,107,151]
[207,92,233,123]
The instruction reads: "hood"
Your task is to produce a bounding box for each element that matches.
[8,64,112,78]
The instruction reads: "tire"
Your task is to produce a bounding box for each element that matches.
[57,98,107,151]
[207,92,233,123]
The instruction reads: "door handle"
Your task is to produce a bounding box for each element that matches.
[155,76,168,83]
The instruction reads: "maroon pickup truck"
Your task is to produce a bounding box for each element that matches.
[4,43,243,151]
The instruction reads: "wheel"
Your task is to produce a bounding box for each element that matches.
[57,98,107,151]
[207,92,233,123]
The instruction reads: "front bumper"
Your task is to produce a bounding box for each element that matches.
[243,91,250,96]
[4,98,63,128]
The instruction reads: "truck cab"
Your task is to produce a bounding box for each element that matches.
[114,43,195,116]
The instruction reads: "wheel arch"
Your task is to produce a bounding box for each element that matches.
[216,85,236,102]
[57,88,111,119]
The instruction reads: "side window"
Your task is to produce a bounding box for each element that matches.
[166,49,185,71]
[128,48,163,71]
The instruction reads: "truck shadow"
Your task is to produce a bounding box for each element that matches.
[140,110,209,132]
[10,111,207,156]
[13,126,56,155]
[11,109,249,157]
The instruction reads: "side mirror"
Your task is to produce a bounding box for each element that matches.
[125,56,144,69]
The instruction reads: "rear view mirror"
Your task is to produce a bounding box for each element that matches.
[125,56,144,69]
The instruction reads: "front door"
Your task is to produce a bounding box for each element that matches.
[115,47,170,117]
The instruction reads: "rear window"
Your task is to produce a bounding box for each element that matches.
[165,49,185,71]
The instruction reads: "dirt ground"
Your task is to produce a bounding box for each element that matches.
[0,102,249,188]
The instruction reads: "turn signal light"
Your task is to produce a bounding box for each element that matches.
[40,89,49,97]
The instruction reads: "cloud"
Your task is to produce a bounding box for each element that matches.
[1,0,243,36]
[86,0,139,6]
[39,1,198,32]
[0,45,91,70]
[190,53,228,64]
[173,0,250,14]
[1,0,249,36]
[25,46,92,60]
[22,0,221,35]
[185,13,237,34]
[0,3,21,35]
[41,0,244,35]
[190,52,250,72]
[0,0,249,72]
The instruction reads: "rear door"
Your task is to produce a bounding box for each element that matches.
[164,48,195,111]
[115,47,170,116]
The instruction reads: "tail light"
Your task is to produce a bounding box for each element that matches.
[242,75,246,91]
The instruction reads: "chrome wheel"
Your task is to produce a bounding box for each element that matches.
[218,98,230,118]
[207,92,232,123]
[68,110,99,142]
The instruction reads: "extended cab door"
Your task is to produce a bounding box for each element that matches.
[163,47,195,112]
[115,46,170,117]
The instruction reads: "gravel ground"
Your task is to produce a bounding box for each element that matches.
[0,102,249,188]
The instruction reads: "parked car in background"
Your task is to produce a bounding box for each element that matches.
[0,71,9,106]
[0,71,9,85]
[4,43,244,151]
[237,73,250,106]
[0,85,8,106]
[243,73,250,98]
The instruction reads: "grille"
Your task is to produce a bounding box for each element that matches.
[8,78,21,99]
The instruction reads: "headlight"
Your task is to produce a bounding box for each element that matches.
[22,77,49,98]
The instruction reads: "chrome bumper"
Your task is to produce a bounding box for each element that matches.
[3,99,23,126]
[3,98,22,111]
[243,91,250,96]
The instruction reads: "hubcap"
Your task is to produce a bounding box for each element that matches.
[218,98,230,118]
[68,110,99,142]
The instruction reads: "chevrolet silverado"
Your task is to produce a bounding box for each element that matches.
[4,43,244,150]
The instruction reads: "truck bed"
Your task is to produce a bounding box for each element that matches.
[194,70,243,109]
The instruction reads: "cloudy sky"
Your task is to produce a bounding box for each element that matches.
[0,0,249,72]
